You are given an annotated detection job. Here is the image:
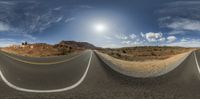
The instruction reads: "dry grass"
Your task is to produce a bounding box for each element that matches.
[1,41,96,57]
[1,43,83,57]
[98,46,193,61]
[2,44,60,57]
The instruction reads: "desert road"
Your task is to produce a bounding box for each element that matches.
[0,50,200,99]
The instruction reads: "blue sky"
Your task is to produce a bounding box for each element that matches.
[0,0,200,47]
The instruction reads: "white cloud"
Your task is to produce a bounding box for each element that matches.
[53,7,62,11]
[102,32,146,47]
[56,16,63,22]
[180,38,188,42]
[158,37,166,42]
[165,39,200,47]
[159,1,200,35]
[102,31,178,47]
[120,40,144,47]
[167,36,176,43]
[0,39,20,47]
[79,5,93,9]
[104,36,112,40]
[166,1,200,7]
[168,30,186,35]
[99,43,122,48]
[22,34,36,40]
[121,40,131,44]
[140,32,145,38]
[115,33,128,40]
[145,32,163,42]
[65,17,75,23]
[129,34,137,39]
[0,1,15,5]
[158,16,171,22]
[0,1,77,40]
[0,22,9,31]
[166,18,200,32]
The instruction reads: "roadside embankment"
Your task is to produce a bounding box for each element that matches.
[96,50,193,78]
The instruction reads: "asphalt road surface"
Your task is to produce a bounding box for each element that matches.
[0,50,200,99]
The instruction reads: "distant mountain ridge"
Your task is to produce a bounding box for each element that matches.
[55,40,96,49]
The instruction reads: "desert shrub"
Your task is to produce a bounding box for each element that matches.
[122,50,126,53]
[59,48,70,55]
[170,50,174,54]
[116,53,121,57]
[151,51,157,56]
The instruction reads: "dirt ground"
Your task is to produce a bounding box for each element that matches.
[98,46,194,61]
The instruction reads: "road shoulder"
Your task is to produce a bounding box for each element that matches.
[95,50,192,78]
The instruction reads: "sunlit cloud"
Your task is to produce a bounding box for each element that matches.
[144,32,163,42]
[167,36,176,43]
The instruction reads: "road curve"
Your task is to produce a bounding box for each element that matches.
[0,50,88,64]
[0,50,92,91]
[0,50,200,99]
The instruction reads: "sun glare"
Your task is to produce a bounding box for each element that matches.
[94,23,106,33]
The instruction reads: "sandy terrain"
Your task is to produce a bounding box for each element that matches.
[1,44,62,57]
[96,50,192,78]
[98,47,193,61]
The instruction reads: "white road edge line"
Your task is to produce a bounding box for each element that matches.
[194,51,200,73]
[0,51,93,93]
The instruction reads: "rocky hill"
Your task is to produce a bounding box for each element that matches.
[54,41,96,50]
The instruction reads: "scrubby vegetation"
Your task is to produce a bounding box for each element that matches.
[1,41,96,57]
[98,46,193,61]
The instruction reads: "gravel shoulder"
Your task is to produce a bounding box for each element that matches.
[95,50,193,78]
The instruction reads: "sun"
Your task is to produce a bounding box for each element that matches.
[94,23,106,33]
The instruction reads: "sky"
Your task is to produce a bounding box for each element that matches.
[0,0,200,48]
